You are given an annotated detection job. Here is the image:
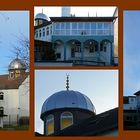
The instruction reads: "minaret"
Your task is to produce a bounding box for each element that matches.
[62,7,71,17]
[66,74,69,91]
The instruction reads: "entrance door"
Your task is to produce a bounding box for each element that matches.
[71,48,75,58]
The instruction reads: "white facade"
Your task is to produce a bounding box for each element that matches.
[0,89,19,126]
[35,24,52,42]
[0,76,29,127]
[18,76,29,118]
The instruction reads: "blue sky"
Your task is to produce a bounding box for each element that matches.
[0,11,29,74]
[124,11,140,96]
[35,70,118,134]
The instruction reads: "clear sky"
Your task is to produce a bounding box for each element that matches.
[0,11,29,74]
[34,6,116,18]
[124,11,140,96]
[35,70,118,134]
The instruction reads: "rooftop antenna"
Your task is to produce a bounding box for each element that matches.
[66,74,69,91]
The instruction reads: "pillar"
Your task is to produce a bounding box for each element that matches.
[81,42,84,62]
[64,42,66,61]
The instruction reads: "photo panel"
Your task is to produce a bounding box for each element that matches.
[0,10,30,130]
[123,10,140,130]
[35,70,118,136]
[34,6,118,67]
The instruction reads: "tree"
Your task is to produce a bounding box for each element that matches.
[11,33,30,70]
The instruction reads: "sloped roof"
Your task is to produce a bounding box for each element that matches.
[53,107,118,136]
[134,90,140,96]
[50,16,117,22]
[0,73,28,90]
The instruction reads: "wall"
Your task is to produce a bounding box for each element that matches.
[18,76,29,118]
[0,89,19,125]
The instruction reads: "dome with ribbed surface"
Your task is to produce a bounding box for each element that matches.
[35,13,50,21]
[8,58,26,71]
[41,90,96,115]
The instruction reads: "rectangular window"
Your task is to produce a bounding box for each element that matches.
[66,23,70,29]
[39,30,41,37]
[35,31,38,38]
[85,22,90,29]
[61,23,65,29]
[104,22,111,29]
[55,23,60,29]
[43,28,45,36]
[97,23,103,29]
[0,95,3,100]
[91,23,96,29]
[46,27,49,35]
[78,22,83,29]
[72,23,77,29]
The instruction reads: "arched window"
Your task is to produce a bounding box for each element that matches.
[0,92,4,100]
[0,107,4,115]
[61,112,73,130]
[46,114,54,135]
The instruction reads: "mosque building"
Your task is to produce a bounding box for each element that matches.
[37,75,118,136]
[34,7,118,66]
[0,58,29,128]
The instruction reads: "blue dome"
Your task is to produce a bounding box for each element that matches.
[41,90,96,115]
[35,13,50,21]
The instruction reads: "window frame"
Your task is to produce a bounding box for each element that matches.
[46,114,54,135]
[61,111,73,130]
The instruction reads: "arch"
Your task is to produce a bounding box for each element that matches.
[46,114,54,135]
[54,40,64,48]
[61,111,73,130]
[84,39,98,53]
[54,40,64,60]
[66,39,81,52]
[66,40,81,59]
[100,39,112,52]
[0,92,4,100]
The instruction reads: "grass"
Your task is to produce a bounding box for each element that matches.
[0,125,29,130]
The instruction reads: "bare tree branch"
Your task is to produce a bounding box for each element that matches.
[10,33,30,71]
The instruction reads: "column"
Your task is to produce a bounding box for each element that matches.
[81,42,84,62]
[110,42,113,65]
[97,42,100,63]
[64,42,66,61]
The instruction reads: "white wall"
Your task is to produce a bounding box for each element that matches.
[0,89,19,125]
[18,76,29,118]
[35,25,52,42]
